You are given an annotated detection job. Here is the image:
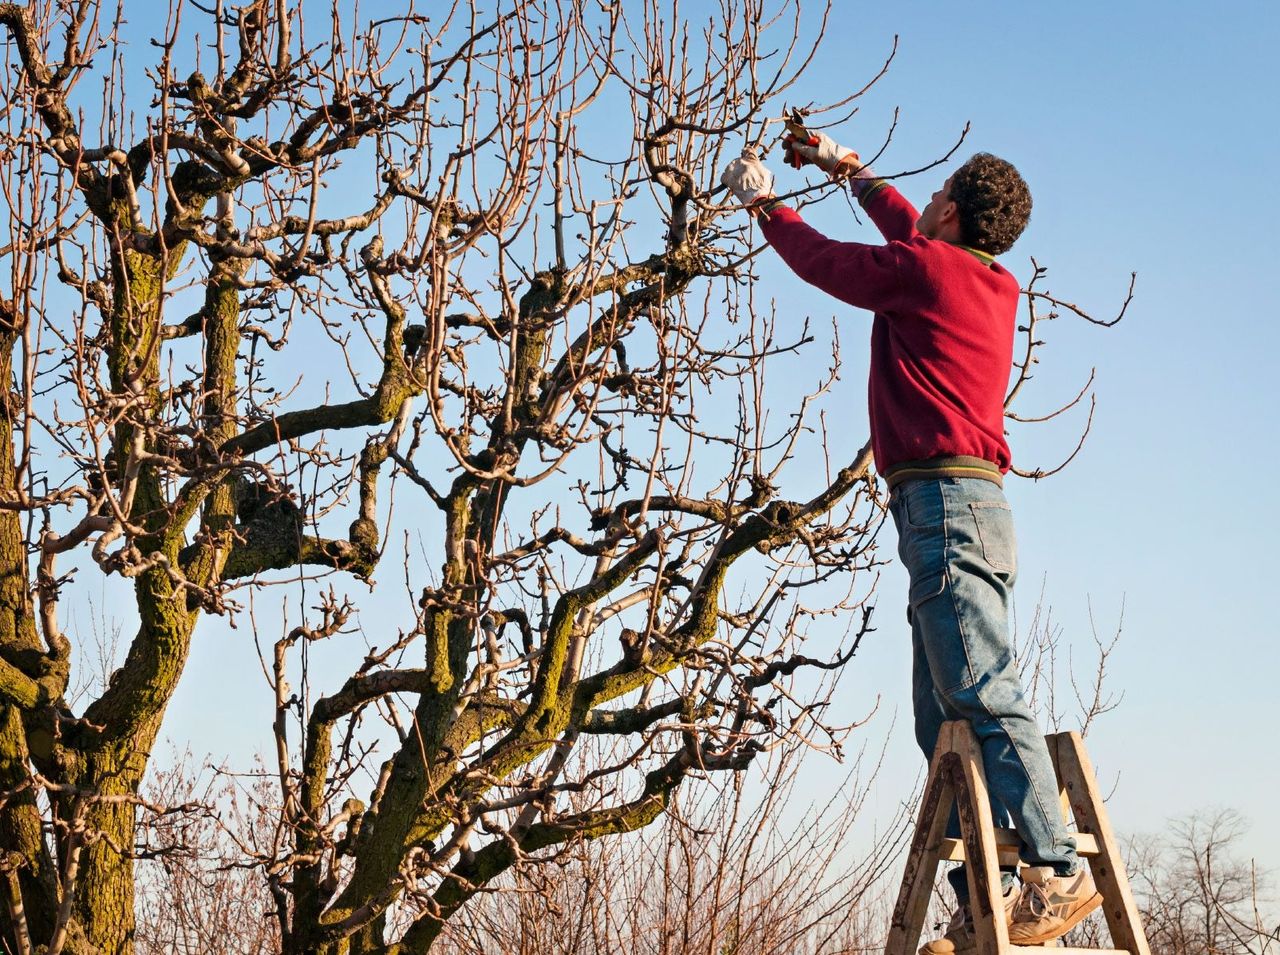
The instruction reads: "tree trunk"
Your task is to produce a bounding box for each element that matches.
[0,331,64,946]
[73,752,142,954]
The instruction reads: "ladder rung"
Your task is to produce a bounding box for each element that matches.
[1012,949,1130,954]
[936,827,1101,862]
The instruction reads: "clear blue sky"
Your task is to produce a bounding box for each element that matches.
[149,0,1280,874]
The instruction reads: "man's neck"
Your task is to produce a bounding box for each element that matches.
[931,222,964,244]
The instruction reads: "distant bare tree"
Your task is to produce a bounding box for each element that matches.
[1126,810,1279,955]
[1062,809,1279,953]
[135,753,281,955]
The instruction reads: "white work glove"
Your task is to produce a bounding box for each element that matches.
[783,131,863,179]
[720,150,776,209]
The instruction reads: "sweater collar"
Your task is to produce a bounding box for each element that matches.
[954,244,996,267]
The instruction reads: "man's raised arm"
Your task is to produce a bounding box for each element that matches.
[785,131,921,243]
[758,207,905,314]
[720,152,905,315]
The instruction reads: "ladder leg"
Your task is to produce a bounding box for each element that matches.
[1052,731,1152,955]
[951,721,1012,955]
[885,723,958,955]
[1046,732,1074,825]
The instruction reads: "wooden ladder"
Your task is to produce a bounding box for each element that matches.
[884,720,1151,955]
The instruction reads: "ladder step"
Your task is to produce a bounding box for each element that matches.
[1012,949,1130,954]
[937,827,1100,862]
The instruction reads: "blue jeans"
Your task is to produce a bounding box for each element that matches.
[889,478,1079,900]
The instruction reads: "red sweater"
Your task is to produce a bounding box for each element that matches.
[759,185,1017,476]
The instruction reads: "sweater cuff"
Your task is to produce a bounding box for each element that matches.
[756,204,802,231]
[756,196,786,215]
[846,166,889,203]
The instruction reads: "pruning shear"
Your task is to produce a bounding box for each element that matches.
[783,107,817,145]
[782,107,818,168]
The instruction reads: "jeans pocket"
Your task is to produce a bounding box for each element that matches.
[906,569,946,623]
[901,480,945,528]
[970,501,1016,574]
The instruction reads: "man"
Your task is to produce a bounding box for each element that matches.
[720,136,1102,951]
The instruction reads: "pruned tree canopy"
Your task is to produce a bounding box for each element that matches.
[0,1,1124,952]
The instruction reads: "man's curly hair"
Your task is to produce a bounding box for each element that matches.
[948,153,1032,256]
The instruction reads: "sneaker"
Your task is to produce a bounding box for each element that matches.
[1007,866,1103,944]
[919,883,1018,955]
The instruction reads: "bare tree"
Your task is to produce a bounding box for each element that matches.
[425,734,912,955]
[1127,810,1280,955]
[0,1,1124,951]
[1062,809,1280,954]
[135,752,282,955]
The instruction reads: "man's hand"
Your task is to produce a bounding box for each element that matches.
[783,131,863,180]
[720,150,776,210]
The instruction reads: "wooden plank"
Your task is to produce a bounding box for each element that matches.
[937,830,1100,862]
[950,721,1011,955]
[884,722,957,955]
[1054,732,1152,955]
[1045,731,1074,825]
[1011,949,1130,954]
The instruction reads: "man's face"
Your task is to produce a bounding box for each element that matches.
[916,174,957,238]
